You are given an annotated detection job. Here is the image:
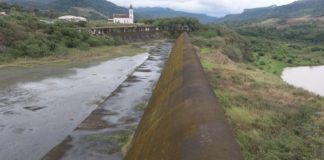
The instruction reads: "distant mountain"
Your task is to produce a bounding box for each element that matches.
[0,0,53,8]
[0,0,54,3]
[0,0,216,22]
[217,0,324,23]
[46,0,126,17]
[1,0,127,19]
[135,7,217,23]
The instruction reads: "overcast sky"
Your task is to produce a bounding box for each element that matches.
[109,0,297,17]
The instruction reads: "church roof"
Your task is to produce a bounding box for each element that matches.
[108,4,133,19]
[112,14,129,18]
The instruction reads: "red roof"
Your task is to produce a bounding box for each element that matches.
[113,14,129,18]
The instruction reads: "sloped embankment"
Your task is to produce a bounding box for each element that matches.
[125,33,242,160]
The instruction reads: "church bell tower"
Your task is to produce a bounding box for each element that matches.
[129,4,134,23]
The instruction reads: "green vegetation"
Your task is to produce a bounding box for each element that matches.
[135,103,147,111]
[84,130,134,154]
[192,23,324,74]
[237,20,324,74]
[1,2,322,158]
[1,0,127,20]
[0,44,146,68]
[201,60,323,160]
[192,24,324,160]
[238,24,324,43]
[44,0,127,20]
[217,0,324,24]
[191,25,254,62]
[0,4,127,65]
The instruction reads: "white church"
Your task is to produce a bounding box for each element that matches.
[108,4,134,24]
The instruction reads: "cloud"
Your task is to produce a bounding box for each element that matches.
[109,0,297,17]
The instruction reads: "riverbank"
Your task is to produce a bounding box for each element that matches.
[198,49,324,160]
[0,42,155,68]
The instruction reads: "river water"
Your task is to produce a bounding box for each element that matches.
[281,65,324,96]
[43,42,172,160]
[0,52,150,160]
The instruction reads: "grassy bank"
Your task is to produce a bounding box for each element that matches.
[0,5,131,65]
[198,48,324,160]
[248,37,324,75]
[191,25,324,75]
[0,43,147,68]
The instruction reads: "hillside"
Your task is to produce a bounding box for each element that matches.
[135,7,216,23]
[189,21,324,159]
[46,0,126,18]
[217,0,324,24]
[193,27,324,159]
[0,3,126,63]
[1,0,127,19]
[0,0,53,9]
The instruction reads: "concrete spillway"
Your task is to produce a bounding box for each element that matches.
[125,33,242,160]
[42,42,173,160]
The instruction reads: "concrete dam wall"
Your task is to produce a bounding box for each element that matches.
[125,33,242,160]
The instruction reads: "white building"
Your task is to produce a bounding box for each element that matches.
[108,4,134,24]
[0,12,6,16]
[58,15,87,22]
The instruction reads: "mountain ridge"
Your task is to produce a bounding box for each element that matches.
[0,0,216,23]
[216,0,324,24]
[135,7,216,23]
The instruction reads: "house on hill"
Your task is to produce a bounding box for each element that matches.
[0,12,6,16]
[58,15,87,22]
[108,4,134,24]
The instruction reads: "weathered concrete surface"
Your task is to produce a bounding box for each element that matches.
[125,33,242,160]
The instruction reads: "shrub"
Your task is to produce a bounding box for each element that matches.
[86,37,103,47]
[223,46,243,62]
[258,61,266,65]
[65,38,80,48]
[272,55,278,60]
[77,42,90,50]
[258,52,265,56]
[9,37,53,57]
[311,47,324,52]
[0,9,126,61]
